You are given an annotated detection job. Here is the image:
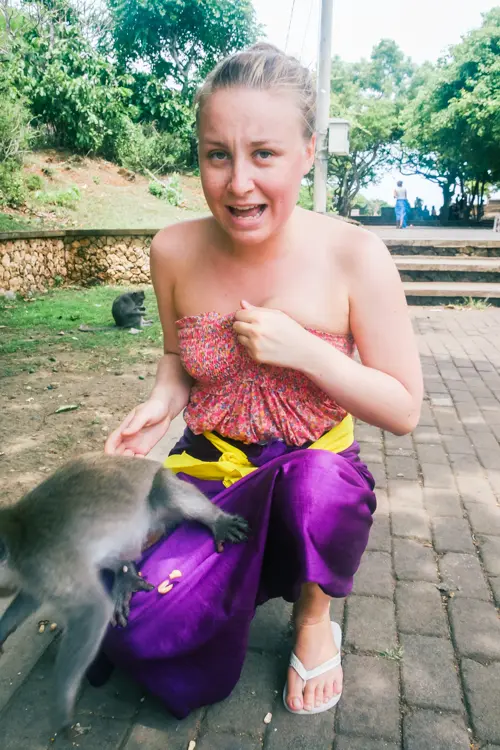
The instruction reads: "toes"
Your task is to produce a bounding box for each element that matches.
[314,683,324,708]
[333,676,343,696]
[286,669,304,712]
[323,682,334,704]
[302,680,316,712]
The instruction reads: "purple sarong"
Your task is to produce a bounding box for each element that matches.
[95,428,376,718]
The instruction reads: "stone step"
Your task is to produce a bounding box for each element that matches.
[403,281,500,299]
[395,256,500,272]
[386,239,500,257]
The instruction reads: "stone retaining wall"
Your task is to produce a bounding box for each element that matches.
[2,228,500,296]
[0,230,155,295]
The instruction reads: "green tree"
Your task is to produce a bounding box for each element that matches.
[0,3,33,205]
[3,0,135,158]
[107,0,261,101]
[328,40,414,216]
[401,9,500,219]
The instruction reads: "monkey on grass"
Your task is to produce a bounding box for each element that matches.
[79,290,152,332]
[112,290,152,328]
[0,453,249,738]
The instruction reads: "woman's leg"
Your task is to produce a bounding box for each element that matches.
[285,583,343,712]
[395,200,403,228]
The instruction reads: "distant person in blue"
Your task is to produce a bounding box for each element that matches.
[393,180,408,228]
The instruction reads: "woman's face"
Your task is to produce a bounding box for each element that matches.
[198,87,315,246]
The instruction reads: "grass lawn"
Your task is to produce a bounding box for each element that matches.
[0,284,163,376]
[0,211,40,232]
[0,284,166,505]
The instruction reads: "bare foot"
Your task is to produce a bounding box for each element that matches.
[286,615,343,712]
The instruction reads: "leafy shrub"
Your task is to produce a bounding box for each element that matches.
[0,162,26,207]
[25,174,43,191]
[36,185,81,209]
[297,183,313,210]
[114,118,191,174]
[0,95,31,206]
[148,174,183,206]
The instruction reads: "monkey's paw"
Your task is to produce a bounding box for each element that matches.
[111,562,154,628]
[213,512,249,552]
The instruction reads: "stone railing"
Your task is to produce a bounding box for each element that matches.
[0,229,156,296]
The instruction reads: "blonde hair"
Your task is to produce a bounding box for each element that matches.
[195,43,316,139]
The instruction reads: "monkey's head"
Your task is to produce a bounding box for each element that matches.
[131,291,145,306]
[0,537,18,597]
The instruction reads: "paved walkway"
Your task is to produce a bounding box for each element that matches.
[1,308,500,750]
[371,226,498,241]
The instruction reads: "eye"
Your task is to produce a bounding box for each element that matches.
[255,150,273,160]
[208,151,228,161]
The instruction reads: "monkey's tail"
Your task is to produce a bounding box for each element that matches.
[78,324,116,333]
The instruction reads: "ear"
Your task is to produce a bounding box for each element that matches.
[304,133,316,174]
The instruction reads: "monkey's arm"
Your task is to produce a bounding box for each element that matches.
[0,591,39,650]
[110,561,154,628]
[155,471,249,552]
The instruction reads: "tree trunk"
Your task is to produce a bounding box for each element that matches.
[440,180,455,224]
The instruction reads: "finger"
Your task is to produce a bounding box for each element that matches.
[123,448,135,457]
[118,408,138,433]
[116,441,134,455]
[105,411,138,451]
[240,299,255,310]
[137,578,155,592]
[122,413,149,436]
[104,433,125,456]
[104,420,133,454]
[104,431,121,455]
[237,334,251,348]
[123,412,170,437]
[234,309,254,323]
[233,321,254,336]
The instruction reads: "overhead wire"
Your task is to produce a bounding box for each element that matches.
[285,0,297,52]
[300,0,315,62]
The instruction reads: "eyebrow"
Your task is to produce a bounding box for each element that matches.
[203,139,281,148]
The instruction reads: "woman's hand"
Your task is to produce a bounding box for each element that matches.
[104,397,172,457]
[233,300,311,370]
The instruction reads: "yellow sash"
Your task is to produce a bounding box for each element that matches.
[164,414,354,488]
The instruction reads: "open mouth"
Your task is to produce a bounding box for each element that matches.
[227,204,266,219]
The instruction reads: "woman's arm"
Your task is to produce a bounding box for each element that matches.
[233,235,423,436]
[149,232,193,417]
[104,230,192,455]
[298,235,423,435]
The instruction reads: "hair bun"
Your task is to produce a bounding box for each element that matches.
[247,42,284,55]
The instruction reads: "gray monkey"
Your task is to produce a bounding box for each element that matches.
[79,290,153,333]
[112,290,152,328]
[0,453,249,737]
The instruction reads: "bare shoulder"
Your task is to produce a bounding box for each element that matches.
[327,216,390,265]
[150,217,213,268]
[299,209,394,280]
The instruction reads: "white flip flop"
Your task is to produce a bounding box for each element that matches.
[283,621,343,715]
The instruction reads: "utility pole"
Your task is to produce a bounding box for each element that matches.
[313,0,334,213]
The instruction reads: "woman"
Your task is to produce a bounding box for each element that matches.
[393,180,409,228]
[102,44,422,718]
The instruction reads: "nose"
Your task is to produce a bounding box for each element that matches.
[228,157,255,196]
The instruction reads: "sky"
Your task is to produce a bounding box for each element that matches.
[251,0,499,208]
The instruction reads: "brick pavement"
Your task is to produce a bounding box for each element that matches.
[1,308,500,749]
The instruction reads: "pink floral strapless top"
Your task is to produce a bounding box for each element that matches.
[177,311,355,446]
